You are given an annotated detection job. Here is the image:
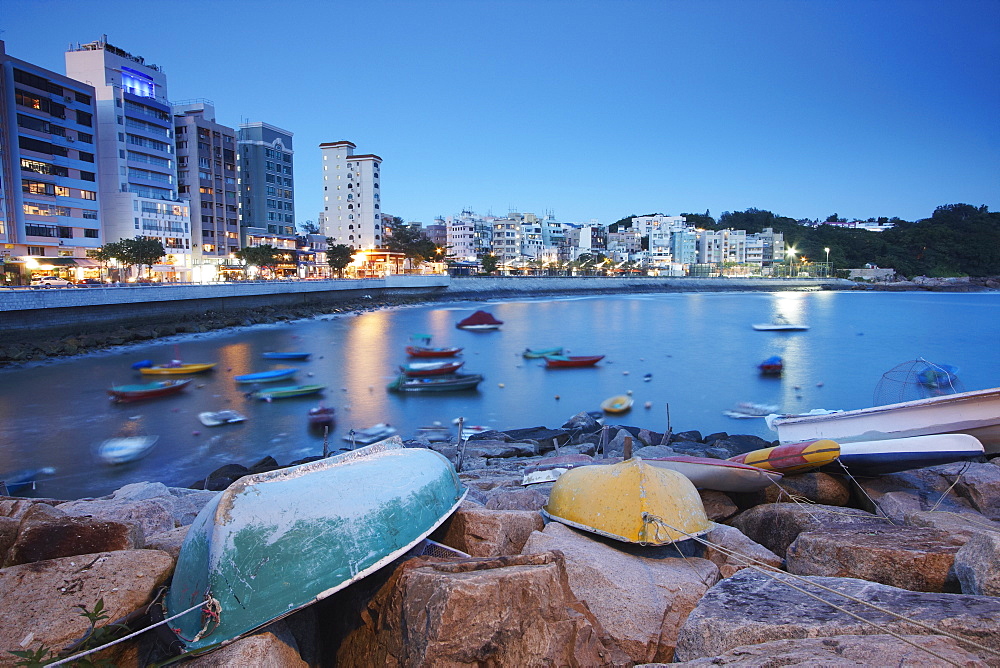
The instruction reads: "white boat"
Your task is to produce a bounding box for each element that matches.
[833,433,985,476]
[97,436,158,465]
[646,455,783,492]
[198,410,247,427]
[752,316,808,331]
[771,386,1000,455]
[344,423,397,446]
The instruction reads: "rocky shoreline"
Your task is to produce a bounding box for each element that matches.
[1,411,998,666]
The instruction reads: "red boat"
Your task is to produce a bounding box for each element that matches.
[108,378,193,403]
[308,404,336,430]
[544,355,605,368]
[400,360,465,377]
[456,310,503,331]
[405,345,464,358]
[758,355,784,375]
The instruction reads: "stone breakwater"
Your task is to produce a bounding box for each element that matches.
[1,410,998,666]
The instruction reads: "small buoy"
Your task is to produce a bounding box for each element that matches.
[643,373,652,382]
[192,431,200,436]
[793,386,801,390]
[626,390,633,395]
[341,387,348,392]
[644,401,652,409]
[368,386,374,392]
[554,395,560,400]
[623,371,630,375]
[307,372,314,377]
[498,383,505,388]
[816,382,824,387]
[796,395,802,400]
[640,358,645,361]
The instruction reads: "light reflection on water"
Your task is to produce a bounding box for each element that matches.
[0,290,997,499]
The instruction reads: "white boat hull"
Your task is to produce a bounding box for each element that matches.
[772,387,1000,454]
[835,433,985,475]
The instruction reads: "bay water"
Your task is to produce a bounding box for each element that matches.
[1,290,997,499]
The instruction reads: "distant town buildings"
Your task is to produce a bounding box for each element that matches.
[319,141,382,250]
[237,121,297,272]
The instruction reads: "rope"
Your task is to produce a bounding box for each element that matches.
[44,597,217,667]
[643,514,999,663]
[929,462,970,512]
[832,460,898,525]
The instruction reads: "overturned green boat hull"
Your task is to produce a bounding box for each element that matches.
[163,437,465,654]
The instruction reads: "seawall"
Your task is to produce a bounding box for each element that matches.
[0,275,849,340]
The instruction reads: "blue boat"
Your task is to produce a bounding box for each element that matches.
[233,368,298,383]
[1,467,56,495]
[261,352,311,361]
[163,438,465,655]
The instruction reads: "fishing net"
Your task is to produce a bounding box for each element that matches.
[873,359,964,405]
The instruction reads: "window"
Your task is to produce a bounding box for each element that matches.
[80,170,95,181]
[81,190,97,200]
[75,110,93,127]
[22,180,55,196]
[84,227,99,236]
[25,223,58,236]
[78,151,95,163]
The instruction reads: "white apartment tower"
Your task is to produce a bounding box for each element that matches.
[319,141,382,249]
[65,37,192,278]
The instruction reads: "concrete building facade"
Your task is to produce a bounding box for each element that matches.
[65,37,191,279]
[0,39,102,283]
[238,122,296,255]
[319,141,382,250]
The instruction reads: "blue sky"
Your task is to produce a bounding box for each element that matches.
[4,0,998,226]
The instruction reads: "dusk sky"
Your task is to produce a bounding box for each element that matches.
[4,0,998,227]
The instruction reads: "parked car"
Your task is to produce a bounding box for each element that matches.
[30,275,74,287]
[75,278,104,286]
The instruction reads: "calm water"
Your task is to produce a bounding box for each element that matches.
[1,290,998,499]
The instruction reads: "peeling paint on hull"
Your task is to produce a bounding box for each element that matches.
[164,437,465,654]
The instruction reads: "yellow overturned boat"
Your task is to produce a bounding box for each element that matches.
[542,457,711,545]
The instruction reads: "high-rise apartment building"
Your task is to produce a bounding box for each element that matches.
[319,141,382,250]
[173,100,238,270]
[237,122,296,271]
[0,40,102,283]
[65,37,191,279]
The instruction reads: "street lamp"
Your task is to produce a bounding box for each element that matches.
[824,247,830,277]
[786,248,797,278]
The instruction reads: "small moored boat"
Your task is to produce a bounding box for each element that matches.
[344,423,397,445]
[523,347,563,359]
[162,438,466,655]
[752,316,808,331]
[400,360,465,377]
[828,433,985,476]
[1,467,56,495]
[198,410,247,427]
[600,395,633,413]
[251,384,325,401]
[307,404,336,430]
[261,352,311,360]
[456,310,503,331]
[234,368,297,384]
[415,422,452,442]
[728,439,840,473]
[108,378,192,403]
[405,334,463,358]
[387,373,484,392]
[97,436,159,465]
[543,457,711,545]
[139,362,217,375]
[544,355,604,368]
[757,355,783,375]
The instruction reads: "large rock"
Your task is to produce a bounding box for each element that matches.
[0,516,19,566]
[483,486,548,511]
[673,634,989,667]
[0,550,175,658]
[699,490,738,522]
[184,621,306,667]
[335,552,629,666]
[432,506,544,557]
[522,521,719,663]
[56,495,176,540]
[674,569,1000,662]
[851,463,1000,521]
[0,497,64,520]
[729,502,887,558]
[786,526,968,592]
[954,531,1000,596]
[701,524,782,579]
[145,525,190,561]
[872,490,976,524]
[763,471,851,506]
[7,503,142,566]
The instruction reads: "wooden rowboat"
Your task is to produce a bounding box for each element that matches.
[646,456,782,492]
[162,438,466,655]
[250,384,325,401]
[108,378,192,403]
[728,439,840,473]
[757,356,783,375]
[405,345,464,358]
[96,436,158,465]
[542,457,711,545]
[233,368,297,383]
[523,347,563,358]
[600,395,633,413]
[308,404,336,430]
[400,361,465,377]
[387,373,484,392]
[198,410,247,427]
[544,355,605,368]
[139,362,217,375]
[261,352,311,360]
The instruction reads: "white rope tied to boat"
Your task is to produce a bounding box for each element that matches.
[44,597,213,667]
[642,514,999,665]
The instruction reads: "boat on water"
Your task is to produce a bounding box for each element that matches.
[162,437,466,655]
[107,378,193,403]
[96,436,159,465]
[728,439,840,473]
[456,310,503,331]
[138,362,217,375]
[343,423,397,446]
[752,316,808,331]
[1,467,56,495]
[307,404,336,430]
[414,422,452,442]
[261,352,311,360]
[399,360,465,377]
[646,456,782,493]
[827,433,985,476]
[198,410,247,427]
[233,368,297,384]
[250,384,325,401]
[544,354,604,368]
[600,395,633,413]
[723,402,780,419]
[523,347,563,358]
[757,355,784,375]
[405,334,463,358]
[542,457,711,545]
[770,386,1000,455]
[387,373,484,392]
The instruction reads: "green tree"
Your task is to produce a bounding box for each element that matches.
[386,218,438,264]
[325,242,355,277]
[298,220,320,234]
[92,241,125,281]
[116,236,165,279]
[235,244,282,278]
[480,253,499,275]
